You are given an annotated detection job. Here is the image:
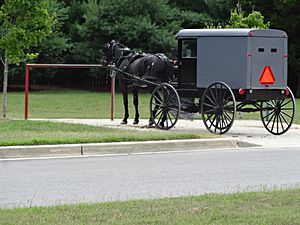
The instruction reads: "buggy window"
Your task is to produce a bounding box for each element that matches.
[182,40,197,58]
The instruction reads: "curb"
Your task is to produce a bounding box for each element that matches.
[0,138,240,159]
[0,144,82,159]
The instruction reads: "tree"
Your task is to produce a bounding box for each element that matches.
[226,9,270,28]
[0,0,53,117]
[36,0,72,64]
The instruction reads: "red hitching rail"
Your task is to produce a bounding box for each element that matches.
[24,64,112,120]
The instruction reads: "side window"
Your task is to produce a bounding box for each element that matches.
[182,40,197,58]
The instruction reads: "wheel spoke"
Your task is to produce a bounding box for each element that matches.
[220,113,226,128]
[276,113,279,134]
[205,113,214,123]
[278,113,285,132]
[224,108,234,114]
[215,114,221,133]
[152,102,163,108]
[157,111,164,126]
[203,102,216,108]
[271,100,277,107]
[208,114,217,130]
[224,95,232,104]
[265,111,276,127]
[223,110,233,123]
[153,109,163,119]
[203,108,216,114]
[154,95,162,104]
[167,112,174,124]
[270,113,277,132]
[262,110,275,120]
[281,110,293,119]
[280,99,292,108]
[221,88,228,101]
[165,114,169,128]
[278,112,290,126]
[221,113,227,129]
[281,108,294,111]
[158,90,164,103]
[166,106,179,112]
[209,89,217,105]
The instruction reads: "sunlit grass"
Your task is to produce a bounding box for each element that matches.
[1,90,299,124]
[0,120,213,146]
[1,189,300,224]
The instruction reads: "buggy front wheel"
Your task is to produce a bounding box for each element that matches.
[149,83,180,130]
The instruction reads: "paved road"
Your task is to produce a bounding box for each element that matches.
[1,147,300,208]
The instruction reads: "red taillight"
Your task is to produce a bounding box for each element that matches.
[285,88,290,96]
[239,88,245,95]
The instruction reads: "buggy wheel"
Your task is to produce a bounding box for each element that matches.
[260,87,295,135]
[201,82,236,135]
[150,83,180,130]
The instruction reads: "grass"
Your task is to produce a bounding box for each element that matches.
[2,90,151,119]
[0,120,212,146]
[2,90,299,124]
[1,189,300,224]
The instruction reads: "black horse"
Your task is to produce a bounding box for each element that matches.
[104,40,173,125]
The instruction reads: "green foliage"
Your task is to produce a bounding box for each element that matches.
[0,0,53,64]
[226,9,270,28]
[75,0,178,56]
[70,0,213,63]
[36,0,72,64]
[204,0,234,21]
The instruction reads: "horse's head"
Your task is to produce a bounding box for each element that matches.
[103,40,131,64]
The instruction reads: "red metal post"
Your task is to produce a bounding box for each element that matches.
[110,76,115,121]
[24,64,106,120]
[25,65,29,120]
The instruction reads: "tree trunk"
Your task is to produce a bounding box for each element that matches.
[2,56,8,118]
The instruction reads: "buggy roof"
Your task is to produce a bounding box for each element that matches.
[176,29,287,38]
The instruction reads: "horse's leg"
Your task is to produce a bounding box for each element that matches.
[132,87,139,124]
[121,85,129,125]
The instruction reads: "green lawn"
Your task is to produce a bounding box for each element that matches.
[1,189,300,224]
[3,90,151,119]
[2,90,299,124]
[0,120,212,146]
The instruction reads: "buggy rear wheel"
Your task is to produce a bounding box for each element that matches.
[201,82,236,135]
[260,87,295,135]
[150,83,180,130]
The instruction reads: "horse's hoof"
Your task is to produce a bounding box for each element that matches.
[121,120,127,125]
[148,121,155,126]
[133,120,139,125]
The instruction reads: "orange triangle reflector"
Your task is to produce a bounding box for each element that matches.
[259,66,275,85]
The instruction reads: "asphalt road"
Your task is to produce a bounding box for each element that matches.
[1,147,300,208]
